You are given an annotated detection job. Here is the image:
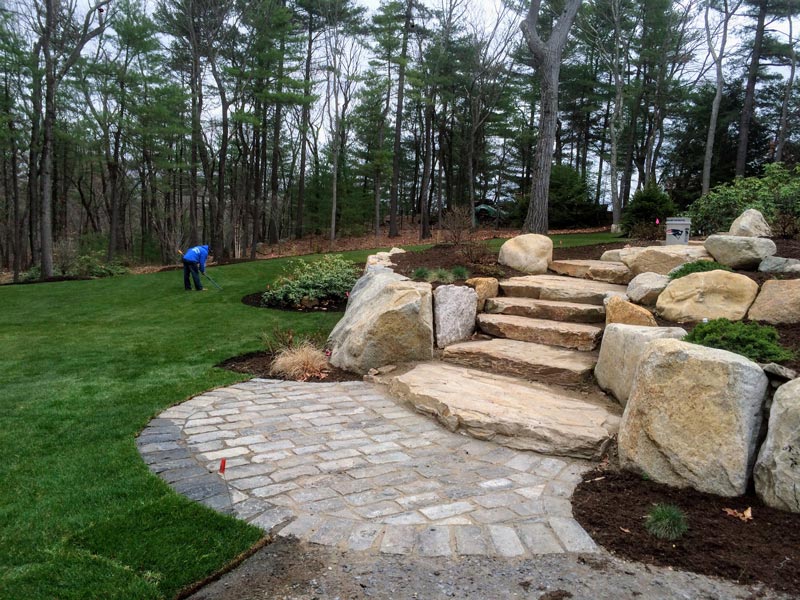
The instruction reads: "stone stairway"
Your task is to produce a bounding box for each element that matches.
[381,269,631,461]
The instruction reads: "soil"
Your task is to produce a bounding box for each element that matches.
[215,350,361,383]
[240,292,348,313]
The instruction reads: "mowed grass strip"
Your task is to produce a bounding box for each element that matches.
[0,251,373,599]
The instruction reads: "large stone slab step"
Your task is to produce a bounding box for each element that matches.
[500,275,628,306]
[484,297,605,323]
[548,259,632,285]
[443,338,597,386]
[386,362,620,460]
[477,313,603,351]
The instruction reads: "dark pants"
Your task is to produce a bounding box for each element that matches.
[183,259,203,290]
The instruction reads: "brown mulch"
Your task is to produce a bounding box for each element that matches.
[240,292,347,312]
[215,350,361,383]
[573,469,800,595]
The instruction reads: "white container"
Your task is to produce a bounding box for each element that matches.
[665,217,691,245]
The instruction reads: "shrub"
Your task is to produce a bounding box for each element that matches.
[459,240,492,264]
[20,265,41,282]
[262,254,358,308]
[451,266,469,280]
[261,326,326,354]
[412,267,430,280]
[628,222,665,241]
[442,206,474,246]
[68,251,128,278]
[687,163,800,236]
[669,260,732,280]
[429,268,455,283]
[645,504,688,541]
[621,184,676,237]
[685,318,794,363]
[269,342,329,381]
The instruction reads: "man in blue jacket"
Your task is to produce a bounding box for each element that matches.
[182,245,210,291]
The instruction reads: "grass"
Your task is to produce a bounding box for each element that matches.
[0,249,375,599]
[645,503,689,541]
[485,231,626,252]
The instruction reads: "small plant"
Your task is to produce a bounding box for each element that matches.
[459,239,492,264]
[269,341,329,381]
[261,326,325,354]
[412,267,430,280]
[686,318,794,363]
[429,268,455,283]
[261,254,358,309]
[645,503,688,541]
[451,265,469,280]
[442,205,474,247]
[669,260,732,280]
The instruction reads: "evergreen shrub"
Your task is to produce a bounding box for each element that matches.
[685,318,794,363]
[261,254,358,308]
[669,261,732,280]
[621,184,676,237]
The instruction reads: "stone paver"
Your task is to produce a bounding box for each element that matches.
[138,379,598,559]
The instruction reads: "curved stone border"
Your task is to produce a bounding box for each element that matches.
[138,379,598,558]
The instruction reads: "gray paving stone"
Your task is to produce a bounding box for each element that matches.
[488,525,526,557]
[380,511,428,525]
[420,501,473,521]
[308,518,354,546]
[549,517,598,552]
[289,486,338,504]
[471,507,517,524]
[454,525,493,555]
[251,482,299,498]
[318,457,369,472]
[417,526,452,556]
[271,465,320,482]
[365,451,411,465]
[347,524,384,551]
[517,522,564,554]
[356,501,403,519]
[277,514,323,539]
[380,525,416,554]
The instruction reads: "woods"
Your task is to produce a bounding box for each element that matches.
[1,0,798,280]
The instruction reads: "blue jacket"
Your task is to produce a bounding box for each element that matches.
[183,245,209,273]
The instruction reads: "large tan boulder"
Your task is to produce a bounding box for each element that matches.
[754,378,800,513]
[619,339,768,496]
[498,234,552,274]
[328,270,433,374]
[619,246,713,276]
[595,324,687,407]
[433,285,477,348]
[626,272,670,305]
[656,271,759,323]
[748,279,800,324]
[729,208,772,237]
[604,296,657,327]
[704,234,777,270]
[364,247,407,273]
[465,277,499,311]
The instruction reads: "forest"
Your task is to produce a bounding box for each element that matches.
[0,0,798,280]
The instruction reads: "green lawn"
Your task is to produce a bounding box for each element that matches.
[0,233,615,599]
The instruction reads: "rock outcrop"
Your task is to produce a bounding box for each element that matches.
[619,339,768,497]
[655,270,759,322]
[498,234,552,274]
[704,234,777,270]
[465,277,499,311]
[748,279,800,324]
[618,246,713,276]
[604,296,657,327]
[626,272,670,305]
[729,208,772,237]
[433,285,477,348]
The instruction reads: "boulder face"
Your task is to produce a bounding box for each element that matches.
[619,339,768,497]
[729,208,772,237]
[626,272,670,305]
[759,256,800,274]
[465,277,499,311]
[754,378,800,513]
[747,279,800,324]
[328,270,433,374]
[704,234,777,270]
[604,296,657,327]
[364,247,407,273]
[433,285,477,348]
[656,270,759,323]
[594,324,687,407]
[498,234,553,274]
[619,246,713,276]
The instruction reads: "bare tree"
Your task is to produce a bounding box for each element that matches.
[520,0,582,234]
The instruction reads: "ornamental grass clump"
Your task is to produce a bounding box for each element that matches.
[685,318,794,363]
[669,260,732,280]
[269,341,329,381]
[262,254,358,309]
[645,503,689,541]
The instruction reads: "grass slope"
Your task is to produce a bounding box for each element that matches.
[0,252,372,600]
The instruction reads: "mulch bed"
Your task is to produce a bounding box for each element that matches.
[215,350,361,383]
[240,292,348,312]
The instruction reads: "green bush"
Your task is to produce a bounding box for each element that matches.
[685,318,794,363]
[547,164,608,229]
[687,163,800,236]
[412,267,430,280]
[645,504,688,541]
[428,268,455,283]
[621,184,676,237]
[669,260,732,280]
[67,251,128,278]
[451,265,469,280]
[262,254,359,308]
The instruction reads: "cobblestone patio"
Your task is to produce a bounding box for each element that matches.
[138,379,598,558]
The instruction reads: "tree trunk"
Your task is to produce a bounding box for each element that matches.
[388,0,412,238]
[736,0,767,177]
[775,16,795,162]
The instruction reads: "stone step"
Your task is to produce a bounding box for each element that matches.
[386,362,620,461]
[477,314,603,351]
[548,259,633,285]
[443,338,597,386]
[500,275,628,306]
[484,297,605,324]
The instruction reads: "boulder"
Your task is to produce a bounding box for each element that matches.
[600,249,623,262]
[433,285,478,348]
[548,259,632,284]
[498,234,552,274]
[465,277,499,311]
[594,324,687,407]
[656,271,759,323]
[626,272,670,305]
[729,208,772,237]
[619,339,768,497]
[759,256,800,274]
[328,270,433,374]
[619,245,713,276]
[604,296,658,327]
[704,234,777,270]
[364,247,407,273]
[748,279,800,324]
[754,378,800,513]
